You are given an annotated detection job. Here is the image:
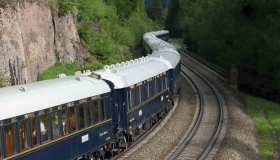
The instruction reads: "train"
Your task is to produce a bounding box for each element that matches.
[0,30,181,160]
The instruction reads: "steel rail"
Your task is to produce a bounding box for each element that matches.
[167,66,204,159]
[168,61,224,160]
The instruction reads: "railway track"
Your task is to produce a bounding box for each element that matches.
[167,60,225,160]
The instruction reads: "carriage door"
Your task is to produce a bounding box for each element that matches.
[115,89,128,131]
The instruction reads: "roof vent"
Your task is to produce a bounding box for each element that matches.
[91,73,101,79]
[58,74,67,78]
[104,65,110,72]
[85,70,91,76]
[75,71,82,81]
[19,86,27,92]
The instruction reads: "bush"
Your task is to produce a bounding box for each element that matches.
[40,0,158,80]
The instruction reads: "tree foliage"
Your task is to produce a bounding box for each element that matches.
[146,0,164,24]
[167,0,280,87]
[41,0,158,80]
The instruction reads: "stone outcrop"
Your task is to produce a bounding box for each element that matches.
[0,1,87,85]
[54,13,87,63]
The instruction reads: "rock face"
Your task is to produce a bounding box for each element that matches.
[54,13,87,63]
[0,1,87,85]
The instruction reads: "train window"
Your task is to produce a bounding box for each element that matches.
[103,97,110,119]
[131,85,140,107]
[89,100,99,124]
[0,128,3,159]
[0,127,3,159]
[19,120,29,151]
[149,78,155,97]
[161,75,165,91]
[79,104,85,129]
[141,82,146,102]
[83,103,91,127]
[154,78,157,94]
[145,82,149,100]
[127,91,132,110]
[165,76,169,89]
[147,82,150,98]
[4,124,15,157]
[61,109,68,135]
[98,100,105,121]
[153,78,156,95]
[50,112,60,139]
[68,107,77,133]
[31,118,38,146]
[136,85,140,106]
[162,75,166,90]
[130,88,135,107]
[39,114,49,143]
[157,76,162,92]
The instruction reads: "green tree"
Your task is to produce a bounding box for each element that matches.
[167,0,280,88]
[165,0,182,37]
[147,0,164,24]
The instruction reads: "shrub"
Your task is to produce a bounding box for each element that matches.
[40,0,158,80]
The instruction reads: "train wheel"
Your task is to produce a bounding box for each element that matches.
[118,136,128,151]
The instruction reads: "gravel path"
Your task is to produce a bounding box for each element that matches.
[123,76,196,160]
[213,91,259,160]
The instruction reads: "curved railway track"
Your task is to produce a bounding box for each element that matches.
[167,60,225,160]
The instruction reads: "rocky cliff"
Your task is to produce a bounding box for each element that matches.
[0,1,87,85]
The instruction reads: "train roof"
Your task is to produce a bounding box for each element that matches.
[148,49,180,68]
[144,30,181,68]
[94,30,181,89]
[94,56,171,89]
[0,76,110,121]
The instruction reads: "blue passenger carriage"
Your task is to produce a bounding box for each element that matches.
[0,75,112,160]
[94,56,173,142]
[94,30,181,143]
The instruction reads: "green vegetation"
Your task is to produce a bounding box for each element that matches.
[245,95,280,159]
[41,0,158,80]
[167,0,280,88]
[146,0,164,24]
[38,63,79,80]
[0,71,6,87]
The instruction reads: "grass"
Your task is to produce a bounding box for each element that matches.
[244,95,280,159]
[38,63,79,80]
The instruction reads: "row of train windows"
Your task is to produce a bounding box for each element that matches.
[0,98,107,159]
[130,74,168,109]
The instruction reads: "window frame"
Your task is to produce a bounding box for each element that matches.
[60,106,68,136]
[67,102,78,133]
[77,99,88,130]
[4,122,16,157]
[141,82,147,102]
[102,95,111,120]
[130,83,142,108]
[18,118,30,152]
[49,110,60,140]
[0,125,4,159]
[38,111,49,144]
[157,75,162,92]
[29,114,39,147]
[89,98,100,125]
[97,99,105,122]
